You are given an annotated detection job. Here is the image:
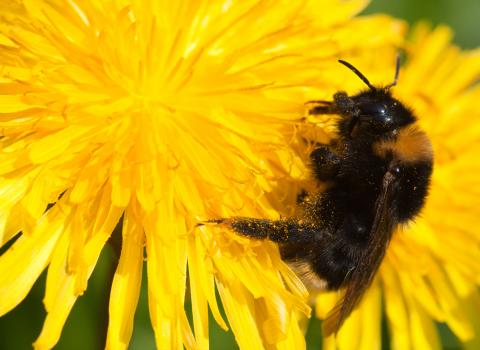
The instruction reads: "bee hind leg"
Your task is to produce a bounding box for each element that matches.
[223,217,321,244]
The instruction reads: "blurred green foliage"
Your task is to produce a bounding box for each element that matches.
[0,1,478,349]
[363,0,480,48]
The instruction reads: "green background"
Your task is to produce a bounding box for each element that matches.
[0,0,478,349]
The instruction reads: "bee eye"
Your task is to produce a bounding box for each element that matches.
[360,103,387,117]
[357,102,396,133]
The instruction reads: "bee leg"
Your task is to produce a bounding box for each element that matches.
[307,102,338,115]
[310,145,341,181]
[296,188,309,204]
[307,93,358,117]
[222,217,320,244]
[305,99,333,104]
[333,92,358,116]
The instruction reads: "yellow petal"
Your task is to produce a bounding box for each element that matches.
[0,207,64,316]
[144,203,195,350]
[105,208,144,350]
[34,229,76,350]
[35,186,123,349]
[216,278,264,350]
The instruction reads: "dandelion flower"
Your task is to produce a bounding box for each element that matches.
[316,25,480,350]
[0,0,407,349]
[0,0,478,349]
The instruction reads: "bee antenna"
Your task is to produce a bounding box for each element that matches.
[338,60,376,91]
[385,54,401,90]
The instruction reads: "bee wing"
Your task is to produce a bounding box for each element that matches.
[322,171,397,336]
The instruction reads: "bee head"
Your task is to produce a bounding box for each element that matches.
[350,89,415,137]
[338,58,415,139]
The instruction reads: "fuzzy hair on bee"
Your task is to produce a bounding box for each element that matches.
[206,57,433,336]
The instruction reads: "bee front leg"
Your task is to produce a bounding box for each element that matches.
[306,92,356,116]
[332,91,357,115]
[217,217,320,244]
[310,145,341,181]
[307,100,338,115]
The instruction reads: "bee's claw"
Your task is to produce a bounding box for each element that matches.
[305,100,333,106]
[196,219,225,227]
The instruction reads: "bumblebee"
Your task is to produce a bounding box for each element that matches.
[210,58,433,335]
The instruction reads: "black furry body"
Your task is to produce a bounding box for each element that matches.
[214,59,433,335]
[282,127,432,290]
